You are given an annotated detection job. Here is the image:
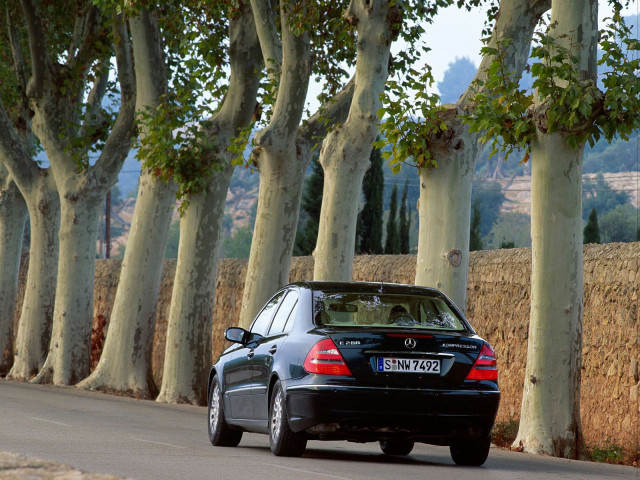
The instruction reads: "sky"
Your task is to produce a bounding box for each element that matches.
[305,1,640,114]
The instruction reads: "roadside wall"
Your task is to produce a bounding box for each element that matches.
[12,243,639,454]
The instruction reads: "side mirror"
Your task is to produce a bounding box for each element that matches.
[225,327,248,345]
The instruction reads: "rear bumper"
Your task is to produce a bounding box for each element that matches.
[285,383,500,444]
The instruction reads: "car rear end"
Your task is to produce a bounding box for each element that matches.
[284,282,500,445]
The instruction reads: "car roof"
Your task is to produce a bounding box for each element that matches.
[290,281,447,298]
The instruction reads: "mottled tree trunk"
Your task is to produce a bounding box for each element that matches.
[514,133,585,456]
[415,120,478,308]
[78,169,176,394]
[240,158,308,328]
[415,0,549,311]
[0,171,27,374]
[514,0,597,457]
[34,199,102,385]
[313,0,393,281]
[28,13,136,385]
[7,175,59,380]
[78,9,175,396]
[157,4,262,404]
[157,168,232,404]
[238,0,310,328]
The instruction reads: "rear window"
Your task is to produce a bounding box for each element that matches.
[313,291,467,332]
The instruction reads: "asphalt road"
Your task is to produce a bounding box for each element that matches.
[0,380,637,480]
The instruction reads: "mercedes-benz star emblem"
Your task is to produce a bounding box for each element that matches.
[404,338,417,349]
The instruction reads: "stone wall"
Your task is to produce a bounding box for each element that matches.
[11,243,639,455]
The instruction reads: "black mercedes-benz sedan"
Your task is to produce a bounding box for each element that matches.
[207,281,500,466]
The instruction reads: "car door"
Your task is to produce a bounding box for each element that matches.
[250,289,299,421]
[223,292,285,421]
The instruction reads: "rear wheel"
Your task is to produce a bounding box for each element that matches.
[449,436,491,466]
[379,440,414,456]
[269,380,307,457]
[208,375,242,447]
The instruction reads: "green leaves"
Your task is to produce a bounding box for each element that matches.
[465,13,640,159]
[463,39,535,161]
[136,92,223,213]
[376,64,445,171]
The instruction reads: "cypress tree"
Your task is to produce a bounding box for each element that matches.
[469,200,483,251]
[294,156,324,256]
[399,178,410,254]
[385,185,400,254]
[356,146,384,254]
[583,208,600,244]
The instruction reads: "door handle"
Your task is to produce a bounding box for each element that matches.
[247,349,255,359]
[269,345,277,355]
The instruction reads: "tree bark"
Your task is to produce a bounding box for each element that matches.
[0,167,27,374]
[313,0,393,281]
[514,133,585,457]
[414,0,549,311]
[238,0,311,328]
[77,169,176,394]
[157,3,262,405]
[78,8,175,396]
[7,173,59,380]
[31,12,136,385]
[415,114,478,308]
[0,97,60,381]
[514,0,597,457]
[33,199,102,385]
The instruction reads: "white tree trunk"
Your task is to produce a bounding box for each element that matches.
[77,10,175,396]
[0,172,27,374]
[29,15,136,386]
[514,132,584,456]
[157,167,233,404]
[239,159,307,328]
[415,124,478,308]
[34,198,102,385]
[313,0,393,282]
[8,174,60,380]
[514,0,596,457]
[416,0,549,311]
[313,129,371,280]
[78,170,176,394]
[157,3,261,404]
[238,0,310,328]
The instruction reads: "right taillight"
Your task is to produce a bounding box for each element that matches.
[466,344,498,381]
[304,338,352,376]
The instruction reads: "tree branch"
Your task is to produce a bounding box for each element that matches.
[92,14,136,186]
[20,0,48,96]
[250,0,282,84]
[212,1,262,134]
[0,98,39,189]
[458,0,551,108]
[297,76,355,151]
[6,8,28,95]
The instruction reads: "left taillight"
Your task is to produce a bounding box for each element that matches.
[466,343,498,381]
[304,338,352,376]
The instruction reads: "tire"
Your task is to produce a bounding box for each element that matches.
[449,436,491,466]
[208,375,242,447]
[379,439,414,456]
[269,380,307,457]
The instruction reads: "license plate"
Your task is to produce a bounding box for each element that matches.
[377,357,440,374]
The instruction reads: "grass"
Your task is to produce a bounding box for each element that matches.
[589,441,626,464]
[491,419,519,448]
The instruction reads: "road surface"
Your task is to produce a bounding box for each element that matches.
[0,380,637,480]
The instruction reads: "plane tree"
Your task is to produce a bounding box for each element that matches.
[237,0,356,327]
[465,0,639,456]
[17,0,137,386]
[376,0,549,309]
[0,13,29,374]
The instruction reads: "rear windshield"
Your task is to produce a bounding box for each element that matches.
[313,291,467,332]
